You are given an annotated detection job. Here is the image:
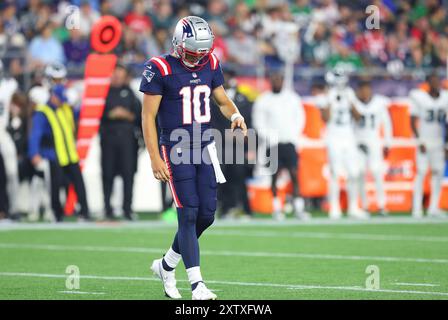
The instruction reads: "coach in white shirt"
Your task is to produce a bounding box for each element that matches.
[253,72,309,220]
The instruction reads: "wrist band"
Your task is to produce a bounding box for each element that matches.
[230,113,244,122]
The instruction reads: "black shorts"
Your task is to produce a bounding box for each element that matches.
[267,143,298,170]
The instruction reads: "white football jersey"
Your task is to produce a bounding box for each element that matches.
[316,86,356,141]
[409,88,448,145]
[253,89,305,146]
[352,94,392,145]
[0,78,18,131]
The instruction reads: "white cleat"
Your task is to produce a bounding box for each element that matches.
[348,208,370,219]
[329,208,342,220]
[192,282,217,300]
[272,211,285,221]
[427,210,448,218]
[150,258,182,299]
[295,211,312,220]
[412,211,424,219]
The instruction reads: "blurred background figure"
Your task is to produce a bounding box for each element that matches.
[100,64,141,221]
[352,80,392,215]
[318,69,368,220]
[410,73,448,219]
[0,152,7,220]
[0,59,19,218]
[211,67,254,220]
[253,71,308,221]
[28,82,90,222]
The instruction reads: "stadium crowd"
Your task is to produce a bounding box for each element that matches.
[1,0,448,222]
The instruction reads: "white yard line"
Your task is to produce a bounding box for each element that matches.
[0,272,447,298]
[58,290,106,295]
[0,243,447,264]
[146,229,448,243]
[394,282,440,287]
[1,217,448,232]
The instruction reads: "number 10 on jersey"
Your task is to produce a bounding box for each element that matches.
[180,85,211,124]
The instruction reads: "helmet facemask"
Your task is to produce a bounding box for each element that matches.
[175,44,213,69]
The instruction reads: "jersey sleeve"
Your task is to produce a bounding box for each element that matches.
[139,61,164,95]
[408,90,421,116]
[313,94,328,109]
[210,55,224,90]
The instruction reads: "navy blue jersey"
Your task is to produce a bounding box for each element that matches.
[139,53,224,148]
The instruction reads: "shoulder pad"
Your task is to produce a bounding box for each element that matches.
[148,56,172,76]
[209,53,219,71]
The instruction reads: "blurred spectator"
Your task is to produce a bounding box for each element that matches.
[124,0,153,34]
[150,0,174,30]
[226,28,258,65]
[78,0,100,37]
[145,27,171,58]
[28,23,65,67]
[63,29,90,67]
[100,65,141,221]
[326,42,363,71]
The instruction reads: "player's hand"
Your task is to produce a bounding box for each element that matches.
[31,155,42,167]
[419,143,427,154]
[231,117,247,136]
[383,146,390,158]
[151,156,170,182]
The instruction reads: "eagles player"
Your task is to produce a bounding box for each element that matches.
[410,73,448,218]
[318,70,368,219]
[140,16,247,300]
[352,80,392,215]
[0,60,19,216]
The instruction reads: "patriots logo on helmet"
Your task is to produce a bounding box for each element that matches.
[143,67,155,83]
[181,19,194,39]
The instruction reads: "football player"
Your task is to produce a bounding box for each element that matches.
[352,80,392,215]
[318,69,368,219]
[410,72,448,218]
[140,16,247,300]
[0,60,19,217]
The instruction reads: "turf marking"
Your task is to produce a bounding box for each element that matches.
[1,217,448,232]
[394,282,440,287]
[148,229,448,243]
[1,272,448,298]
[1,243,448,264]
[58,290,106,295]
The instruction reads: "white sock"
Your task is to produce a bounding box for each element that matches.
[413,173,424,214]
[428,174,443,213]
[347,177,359,212]
[186,266,203,286]
[374,171,386,210]
[273,197,282,213]
[329,174,340,212]
[293,197,304,213]
[164,247,182,269]
[359,173,368,210]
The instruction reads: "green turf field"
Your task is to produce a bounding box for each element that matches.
[1,216,448,300]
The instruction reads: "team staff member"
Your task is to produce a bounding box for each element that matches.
[100,65,141,221]
[253,72,309,220]
[28,84,90,222]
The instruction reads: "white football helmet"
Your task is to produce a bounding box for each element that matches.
[172,16,214,68]
[44,62,67,80]
[325,67,349,88]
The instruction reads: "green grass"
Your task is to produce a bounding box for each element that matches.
[0,215,448,300]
